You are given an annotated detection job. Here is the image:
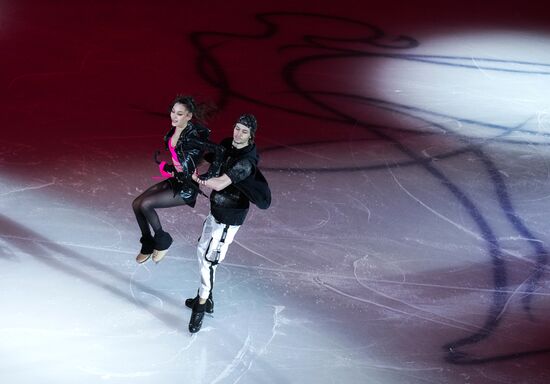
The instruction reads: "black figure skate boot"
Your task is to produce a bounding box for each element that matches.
[188,301,206,333]
[185,292,214,314]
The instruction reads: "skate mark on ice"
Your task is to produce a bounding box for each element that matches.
[0,179,56,197]
[234,239,285,266]
[314,276,482,333]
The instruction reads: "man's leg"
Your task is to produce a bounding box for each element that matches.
[189,214,240,333]
[197,215,240,301]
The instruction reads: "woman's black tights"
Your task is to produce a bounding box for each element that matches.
[132,179,189,236]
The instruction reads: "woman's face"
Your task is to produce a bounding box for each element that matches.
[170,103,192,128]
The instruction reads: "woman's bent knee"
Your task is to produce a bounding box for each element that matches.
[132,197,142,212]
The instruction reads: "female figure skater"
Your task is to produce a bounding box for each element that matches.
[132,95,217,264]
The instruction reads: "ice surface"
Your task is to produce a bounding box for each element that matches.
[1,1,550,383]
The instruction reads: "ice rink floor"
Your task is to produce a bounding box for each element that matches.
[1,1,550,383]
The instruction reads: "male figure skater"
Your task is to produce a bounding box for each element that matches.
[187,114,271,333]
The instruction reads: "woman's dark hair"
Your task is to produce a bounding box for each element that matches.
[170,95,217,122]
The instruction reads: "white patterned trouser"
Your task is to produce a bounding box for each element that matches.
[197,213,240,300]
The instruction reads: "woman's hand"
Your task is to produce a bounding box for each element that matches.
[163,163,176,174]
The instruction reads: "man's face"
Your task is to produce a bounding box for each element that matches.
[232,123,251,148]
